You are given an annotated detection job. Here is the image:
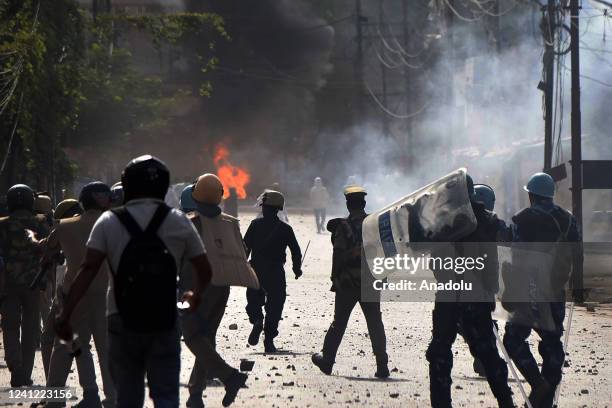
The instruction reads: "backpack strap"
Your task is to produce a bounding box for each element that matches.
[112,207,144,237]
[145,204,170,235]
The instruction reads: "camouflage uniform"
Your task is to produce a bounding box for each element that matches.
[320,210,388,369]
[0,210,48,386]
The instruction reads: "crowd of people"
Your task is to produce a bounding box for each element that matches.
[0,154,583,408]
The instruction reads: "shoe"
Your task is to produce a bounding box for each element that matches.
[264,338,277,353]
[186,393,205,408]
[247,322,263,346]
[528,379,552,408]
[222,371,247,407]
[10,370,25,387]
[473,358,487,377]
[498,398,517,408]
[375,362,390,379]
[311,353,333,375]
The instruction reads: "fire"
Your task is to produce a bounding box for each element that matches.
[213,144,250,199]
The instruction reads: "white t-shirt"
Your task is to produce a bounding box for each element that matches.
[87,198,206,316]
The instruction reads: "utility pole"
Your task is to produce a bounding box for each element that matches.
[355,0,365,120]
[569,0,584,296]
[401,0,412,158]
[542,0,556,170]
[378,0,390,138]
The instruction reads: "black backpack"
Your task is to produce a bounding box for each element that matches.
[112,204,177,332]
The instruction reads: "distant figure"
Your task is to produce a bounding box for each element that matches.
[310,177,330,233]
[224,187,238,218]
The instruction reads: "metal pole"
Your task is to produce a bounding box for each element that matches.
[553,302,575,406]
[355,0,365,119]
[543,0,556,170]
[378,0,390,138]
[492,325,533,408]
[569,0,584,299]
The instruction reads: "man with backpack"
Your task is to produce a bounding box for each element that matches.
[179,175,249,408]
[244,190,302,353]
[311,186,389,379]
[503,172,583,408]
[42,182,115,407]
[54,155,213,408]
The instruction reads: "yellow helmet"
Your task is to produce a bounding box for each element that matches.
[192,173,224,205]
[34,194,53,214]
[54,199,82,220]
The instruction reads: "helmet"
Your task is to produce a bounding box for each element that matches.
[473,184,495,211]
[54,199,83,220]
[314,177,322,186]
[79,181,111,211]
[260,190,284,209]
[34,194,53,214]
[121,155,170,202]
[110,182,124,207]
[524,172,555,198]
[180,184,197,212]
[192,173,223,205]
[343,185,367,197]
[6,184,35,212]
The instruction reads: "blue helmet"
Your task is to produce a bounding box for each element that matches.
[473,184,495,211]
[180,184,197,212]
[524,172,555,198]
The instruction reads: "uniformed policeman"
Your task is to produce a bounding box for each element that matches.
[312,186,389,378]
[503,172,582,408]
[0,184,49,386]
[244,190,302,353]
[425,176,515,408]
[181,175,248,408]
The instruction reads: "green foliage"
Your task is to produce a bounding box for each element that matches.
[0,2,225,194]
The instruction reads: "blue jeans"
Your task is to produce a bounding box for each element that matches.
[107,314,180,408]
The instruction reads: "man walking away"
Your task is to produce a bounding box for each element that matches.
[425,175,515,408]
[503,172,582,408]
[312,186,389,378]
[43,183,115,407]
[310,177,330,233]
[180,175,248,407]
[0,184,48,386]
[244,190,302,353]
[54,155,213,408]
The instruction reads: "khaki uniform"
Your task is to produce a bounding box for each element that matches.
[0,210,48,385]
[43,210,115,407]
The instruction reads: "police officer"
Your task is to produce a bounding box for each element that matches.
[43,183,115,408]
[0,184,49,386]
[464,184,510,377]
[180,175,248,408]
[312,186,389,378]
[425,176,515,408]
[244,190,302,353]
[503,173,582,408]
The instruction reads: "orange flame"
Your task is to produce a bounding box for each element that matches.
[213,144,250,199]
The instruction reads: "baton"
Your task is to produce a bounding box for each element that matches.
[301,240,311,265]
[553,302,575,407]
[493,325,533,408]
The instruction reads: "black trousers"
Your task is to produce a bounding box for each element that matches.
[322,288,387,362]
[503,302,565,402]
[245,262,286,340]
[426,302,512,408]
